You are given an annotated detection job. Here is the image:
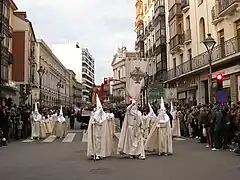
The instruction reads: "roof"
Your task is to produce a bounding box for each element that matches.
[10,0,18,10]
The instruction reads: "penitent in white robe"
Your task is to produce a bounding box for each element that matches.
[117,105,145,158]
[31,113,41,139]
[172,111,181,137]
[87,113,114,158]
[145,113,173,155]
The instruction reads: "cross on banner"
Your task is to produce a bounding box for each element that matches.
[130,67,145,84]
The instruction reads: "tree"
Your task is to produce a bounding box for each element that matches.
[109,95,124,103]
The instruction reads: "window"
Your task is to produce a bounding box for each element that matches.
[180,54,183,64]
[1,65,8,81]
[199,17,206,41]
[159,0,164,6]
[118,70,120,79]
[186,16,190,30]
[188,49,192,70]
[169,21,176,38]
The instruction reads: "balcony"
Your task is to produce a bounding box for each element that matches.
[9,25,13,38]
[218,0,240,17]
[184,29,191,44]
[154,6,165,19]
[169,3,182,21]
[148,21,154,31]
[167,36,240,80]
[181,0,190,13]
[211,5,224,25]
[170,34,184,51]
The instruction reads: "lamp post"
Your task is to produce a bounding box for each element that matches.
[0,35,5,104]
[57,79,63,106]
[203,33,216,104]
[37,66,45,112]
[144,72,150,105]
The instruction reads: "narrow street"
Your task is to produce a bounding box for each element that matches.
[0,137,239,180]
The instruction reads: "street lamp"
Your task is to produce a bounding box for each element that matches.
[144,72,150,105]
[203,33,216,104]
[37,66,45,112]
[0,35,4,104]
[57,79,63,106]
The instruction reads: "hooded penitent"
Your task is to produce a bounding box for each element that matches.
[144,96,173,155]
[170,101,176,119]
[57,106,65,123]
[32,103,42,121]
[146,103,156,119]
[157,97,169,124]
[87,94,114,159]
[93,94,107,123]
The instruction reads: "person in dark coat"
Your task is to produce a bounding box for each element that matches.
[221,105,230,149]
[0,106,8,146]
[69,107,75,130]
[211,105,223,151]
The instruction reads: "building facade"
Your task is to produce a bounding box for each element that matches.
[81,47,95,102]
[51,43,95,103]
[166,0,240,104]
[153,0,167,82]
[36,39,70,107]
[0,0,18,104]
[68,69,82,107]
[12,11,36,105]
[111,47,137,102]
[135,0,144,57]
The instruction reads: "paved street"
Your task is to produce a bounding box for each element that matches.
[0,135,239,180]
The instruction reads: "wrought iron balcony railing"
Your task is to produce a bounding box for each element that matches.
[184,29,191,42]
[218,0,240,13]
[170,34,184,50]
[169,3,182,21]
[167,36,240,80]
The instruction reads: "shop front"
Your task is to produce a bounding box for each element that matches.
[200,64,240,104]
[176,76,199,106]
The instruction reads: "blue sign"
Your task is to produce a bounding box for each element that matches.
[216,90,228,104]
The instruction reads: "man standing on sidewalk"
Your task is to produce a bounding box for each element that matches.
[69,107,75,130]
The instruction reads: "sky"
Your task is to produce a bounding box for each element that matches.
[14,0,136,84]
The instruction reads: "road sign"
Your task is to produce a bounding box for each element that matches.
[216,90,228,104]
[148,83,164,100]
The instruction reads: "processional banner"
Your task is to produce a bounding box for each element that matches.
[125,57,149,101]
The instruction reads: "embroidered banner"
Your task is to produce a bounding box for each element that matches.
[125,57,149,101]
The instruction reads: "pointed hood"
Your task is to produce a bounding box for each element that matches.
[170,101,177,119]
[96,94,102,110]
[59,106,63,116]
[170,101,174,113]
[146,103,156,118]
[57,106,65,122]
[160,97,165,110]
[156,97,169,123]
[93,94,107,123]
[32,103,41,121]
[34,102,38,113]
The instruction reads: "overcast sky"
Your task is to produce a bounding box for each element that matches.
[14,0,136,84]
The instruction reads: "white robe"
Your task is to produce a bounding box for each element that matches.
[172,111,181,137]
[145,114,173,155]
[117,107,145,157]
[87,115,114,158]
[31,113,41,138]
[143,115,156,139]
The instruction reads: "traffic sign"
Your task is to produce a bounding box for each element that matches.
[216,90,228,104]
